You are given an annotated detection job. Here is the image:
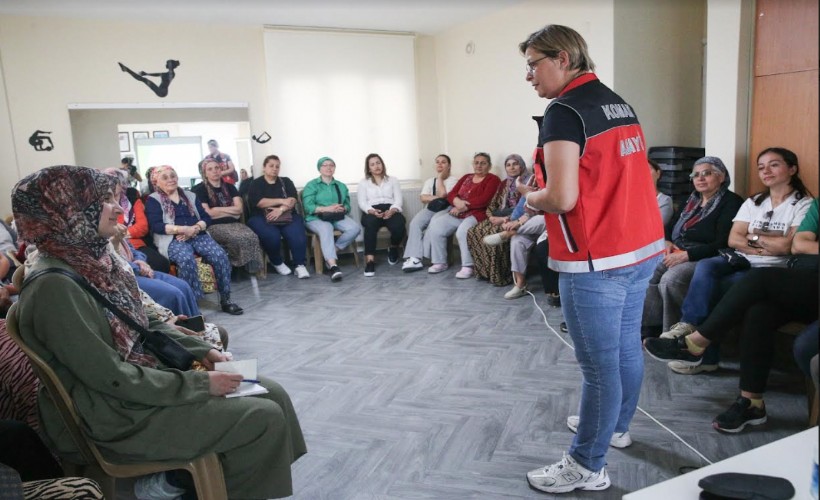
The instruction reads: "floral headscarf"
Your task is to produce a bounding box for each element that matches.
[150,165,196,221]
[199,158,233,208]
[102,167,132,217]
[671,156,731,243]
[504,153,531,208]
[12,165,157,367]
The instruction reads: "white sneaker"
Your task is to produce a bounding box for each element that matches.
[273,263,292,276]
[294,265,310,279]
[668,360,719,374]
[483,233,505,246]
[504,285,527,299]
[566,415,632,448]
[134,472,186,500]
[527,453,611,494]
[659,322,696,339]
[402,257,423,273]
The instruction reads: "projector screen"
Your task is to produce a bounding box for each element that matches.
[263,28,419,188]
[135,136,203,190]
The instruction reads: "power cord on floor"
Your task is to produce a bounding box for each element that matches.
[526,290,714,467]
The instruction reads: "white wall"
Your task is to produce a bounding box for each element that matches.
[703,0,754,193]
[614,0,706,149]
[431,0,615,178]
[0,15,268,215]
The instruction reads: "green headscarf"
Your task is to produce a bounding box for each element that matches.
[317,156,335,171]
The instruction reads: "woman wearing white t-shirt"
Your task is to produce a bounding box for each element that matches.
[402,154,457,272]
[358,153,405,277]
[656,147,813,342]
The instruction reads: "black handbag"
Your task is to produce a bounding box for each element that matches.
[717,248,751,271]
[426,180,450,213]
[317,183,345,222]
[24,268,197,371]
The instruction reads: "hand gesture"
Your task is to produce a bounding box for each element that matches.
[207,371,243,396]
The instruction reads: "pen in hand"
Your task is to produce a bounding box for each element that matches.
[242,379,260,384]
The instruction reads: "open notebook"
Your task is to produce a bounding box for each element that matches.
[214,358,269,398]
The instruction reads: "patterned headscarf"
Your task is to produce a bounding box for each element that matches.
[12,166,157,367]
[671,156,732,243]
[150,165,196,221]
[504,154,531,209]
[199,158,233,208]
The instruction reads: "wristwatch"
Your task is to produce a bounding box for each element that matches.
[747,234,760,247]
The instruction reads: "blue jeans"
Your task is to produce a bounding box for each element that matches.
[137,272,200,317]
[247,214,308,266]
[680,256,747,325]
[560,255,660,472]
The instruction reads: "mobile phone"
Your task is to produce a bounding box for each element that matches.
[175,315,205,332]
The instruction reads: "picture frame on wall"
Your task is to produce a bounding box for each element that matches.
[118,132,130,152]
[133,131,149,141]
[153,130,169,138]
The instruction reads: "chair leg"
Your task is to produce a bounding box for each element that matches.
[188,454,228,500]
[312,234,324,275]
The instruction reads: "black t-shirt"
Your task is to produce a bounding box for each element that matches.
[246,176,298,218]
[191,182,240,225]
[539,104,586,151]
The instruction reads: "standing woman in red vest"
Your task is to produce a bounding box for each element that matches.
[519,25,664,494]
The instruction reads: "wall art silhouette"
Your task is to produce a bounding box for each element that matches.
[252,131,271,144]
[118,59,180,98]
[28,130,54,151]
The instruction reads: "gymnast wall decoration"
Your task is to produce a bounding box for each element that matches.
[118,59,180,98]
[28,130,54,151]
[252,131,271,144]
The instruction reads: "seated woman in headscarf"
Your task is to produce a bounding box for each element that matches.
[466,153,532,286]
[191,158,263,274]
[144,165,243,315]
[12,165,306,499]
[103,168,171,274]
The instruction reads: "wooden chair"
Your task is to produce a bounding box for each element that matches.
[5,303,228,500]
[297,190,360,274]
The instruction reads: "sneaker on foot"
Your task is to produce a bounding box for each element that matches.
[455,266,474,279]
[526,453,611,494]
[387,247,399,265]
[667,361,719,374]
[427,263,448,274]
[273,263,292,276]
[713,396,767,433]
[566,415,632,448]
[364,261,375,277]
[560,322,568,333]
[504,285,527,299]
[294,265,310,279]
[402,257,423,272]
[659,322,696,339]
[220,301,243,315]
[643,336,704,366]
[483,233,506,247]
[134,472,186,500]
[329,265,343,282]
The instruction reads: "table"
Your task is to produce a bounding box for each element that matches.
[624,426,817,499]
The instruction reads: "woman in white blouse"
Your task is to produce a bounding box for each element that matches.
[358,154,406,277]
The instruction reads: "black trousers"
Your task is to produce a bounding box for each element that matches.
[534,239,559,295]
[138,244,171,274]
[360,211,406,255]
[697,267,819,394]
[0,420,62,481]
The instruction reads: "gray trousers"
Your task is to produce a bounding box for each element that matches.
[510,216,546,274]
[305,216,361,263]
[403,208,436,260]
[424,212,477,266]
[642,260,697,330]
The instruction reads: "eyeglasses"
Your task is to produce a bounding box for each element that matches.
[526,55,550,75]
[689,169,718,180]
[761,210,774,232]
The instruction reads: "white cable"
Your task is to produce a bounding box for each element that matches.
[526,291,714,465]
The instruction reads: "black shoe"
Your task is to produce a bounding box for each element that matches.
[387,247,399,265]
[364,261,375,277]
[546,293,561,308]
[329,265,342,282]
[713,396,767,433]
[560,322,568,333]
[643,335,703,365]
[220,301,244,315]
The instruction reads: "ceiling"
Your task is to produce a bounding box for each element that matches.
[0,0,526,35]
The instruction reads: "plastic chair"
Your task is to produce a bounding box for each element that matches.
[5,303,228,500]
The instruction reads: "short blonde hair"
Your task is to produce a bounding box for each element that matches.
[519,24,595,73]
